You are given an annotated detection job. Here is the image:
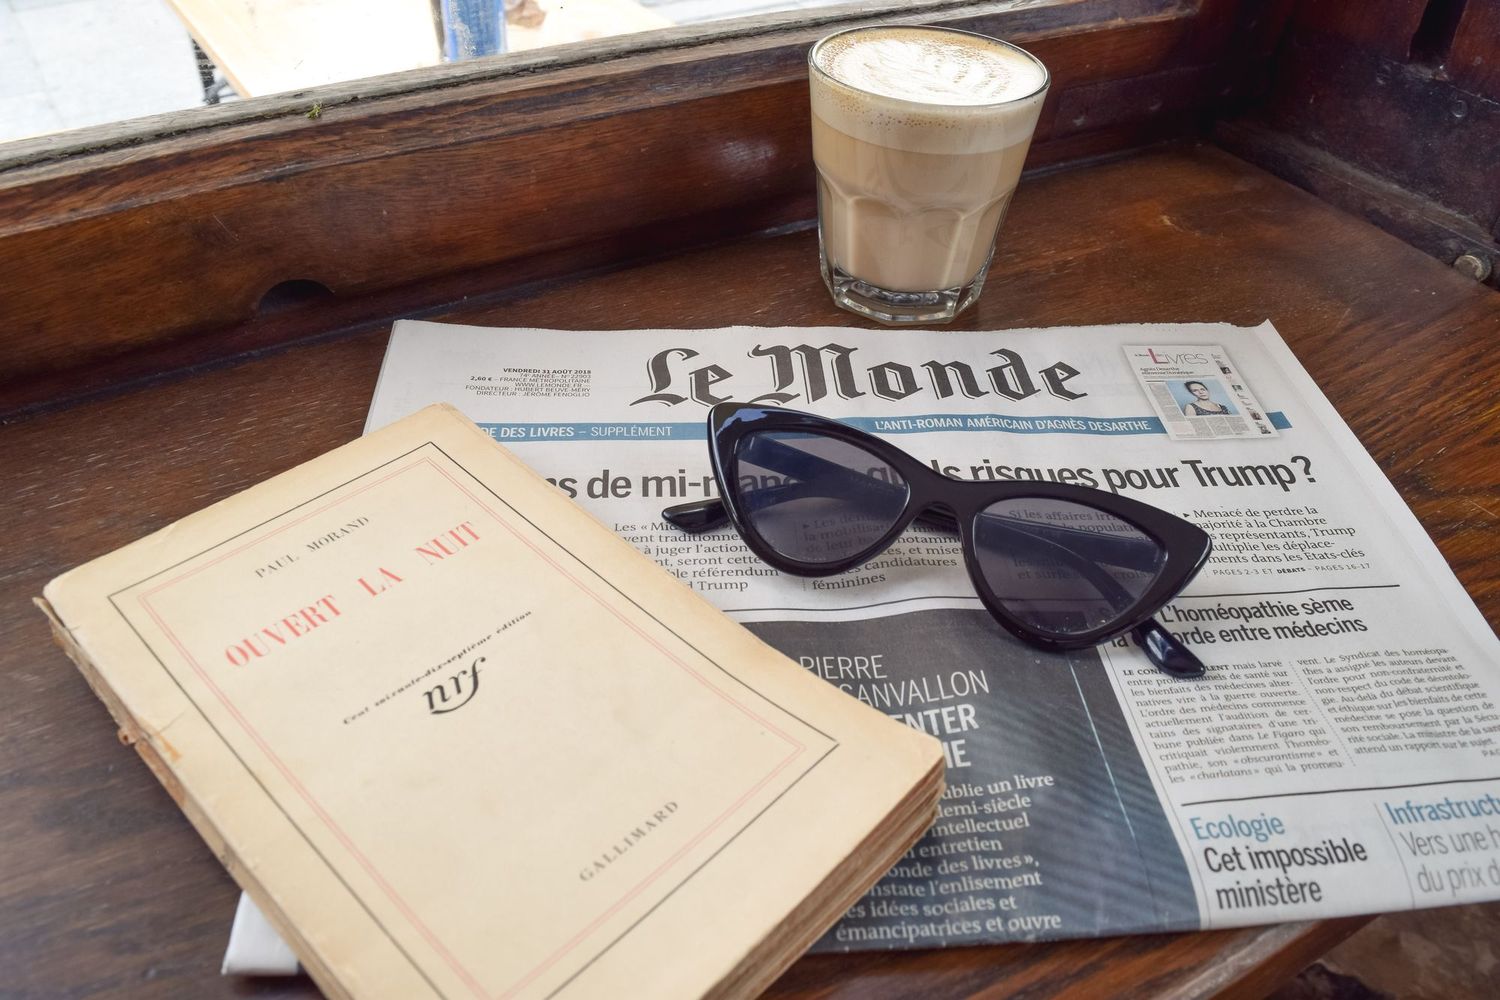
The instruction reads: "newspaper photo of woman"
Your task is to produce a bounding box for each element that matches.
[1177,379,1234,417]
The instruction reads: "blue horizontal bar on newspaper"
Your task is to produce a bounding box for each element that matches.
[853,412,1292,434]
[478,422,705,441]
[476,412,1291,442]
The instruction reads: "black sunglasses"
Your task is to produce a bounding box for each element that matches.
[661,403,1212,677]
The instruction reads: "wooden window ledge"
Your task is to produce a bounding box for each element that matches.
[2,142,1497,999]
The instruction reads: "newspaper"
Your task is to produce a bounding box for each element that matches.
[226,320,1500,967]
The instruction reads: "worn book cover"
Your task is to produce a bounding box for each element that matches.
[38,404,942,1000]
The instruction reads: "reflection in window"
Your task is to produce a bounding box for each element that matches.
[0,0,857,144]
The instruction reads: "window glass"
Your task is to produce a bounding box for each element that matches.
[0,0,858,144]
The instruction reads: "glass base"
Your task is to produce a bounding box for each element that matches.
[819,253,992,326]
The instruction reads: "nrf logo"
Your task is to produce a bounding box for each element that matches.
[423,658,483,715]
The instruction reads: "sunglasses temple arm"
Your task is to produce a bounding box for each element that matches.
[714,437,1160,569]
[663,437,886,533]
[678,438,1155,570]
[660,494,1124,600]
[1132,618,1206,677]
[661,497,731,533]
[662,494,957,535]
[663,495,1148,619]
[664,497,1203,677]
[728,440,1146,561]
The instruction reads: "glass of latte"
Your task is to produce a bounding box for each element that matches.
[809,25,1049,324]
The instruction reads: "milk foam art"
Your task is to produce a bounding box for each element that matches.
[811,26,1048,154]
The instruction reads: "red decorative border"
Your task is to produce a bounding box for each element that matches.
[135,456,808,999]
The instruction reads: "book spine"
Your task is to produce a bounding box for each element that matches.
[31,596,354,1000]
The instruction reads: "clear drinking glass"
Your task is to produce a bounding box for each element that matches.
[808,25,1049,325]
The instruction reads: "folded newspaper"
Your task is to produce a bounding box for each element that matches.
[226,320,1500,971]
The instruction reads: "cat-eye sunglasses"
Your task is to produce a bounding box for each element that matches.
[662,403,1212,677]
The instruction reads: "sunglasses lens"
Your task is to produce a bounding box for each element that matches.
[734,430,909,565]
[972,498,1167,637]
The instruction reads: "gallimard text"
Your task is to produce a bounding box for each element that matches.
[580,802,679,881]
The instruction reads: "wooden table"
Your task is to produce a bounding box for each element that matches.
[2,142,1496,998]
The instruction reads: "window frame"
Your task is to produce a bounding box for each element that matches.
[0,0,1269,414]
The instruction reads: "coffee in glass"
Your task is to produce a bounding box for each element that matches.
[809,26,1049,324]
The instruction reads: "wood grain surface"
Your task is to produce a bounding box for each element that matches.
[2,142,1497,999]
[1218,0,1500,285]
